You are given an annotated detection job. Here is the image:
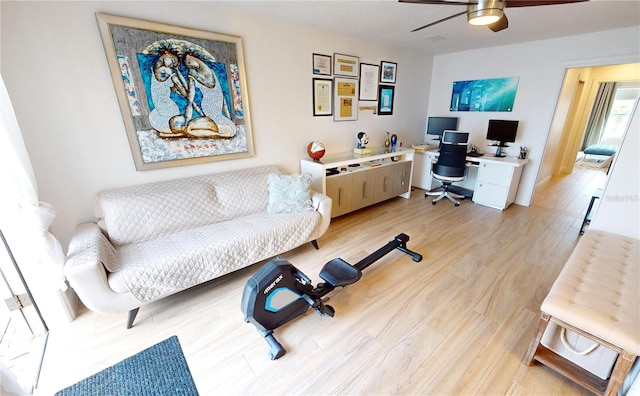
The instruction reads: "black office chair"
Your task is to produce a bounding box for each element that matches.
[425,131,470,207]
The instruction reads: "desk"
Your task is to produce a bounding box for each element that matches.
[413,150,529,210]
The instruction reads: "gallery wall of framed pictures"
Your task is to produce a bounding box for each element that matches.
[312,53,397,121]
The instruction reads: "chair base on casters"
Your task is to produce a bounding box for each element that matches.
[425,185,465,206]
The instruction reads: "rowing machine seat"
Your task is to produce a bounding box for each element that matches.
[319,258,362,287]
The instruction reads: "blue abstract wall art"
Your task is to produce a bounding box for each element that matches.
[450,77,518,112]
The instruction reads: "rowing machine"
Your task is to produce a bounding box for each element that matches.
[240,233,422,359]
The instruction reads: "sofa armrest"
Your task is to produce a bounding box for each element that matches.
[64,222,139,313]
[309,190,332,241]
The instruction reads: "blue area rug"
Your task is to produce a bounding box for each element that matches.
[56,336,198,395]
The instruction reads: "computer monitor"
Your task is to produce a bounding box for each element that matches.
[426,117,458,141]
[442,130,469,145]
[486,119,519,147]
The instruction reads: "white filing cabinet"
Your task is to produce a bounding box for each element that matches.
[473,161,524,210]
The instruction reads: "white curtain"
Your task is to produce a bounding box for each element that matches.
[581,82,617,149]
[0,74,66,298]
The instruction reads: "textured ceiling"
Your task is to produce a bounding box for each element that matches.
[220,0,640,54]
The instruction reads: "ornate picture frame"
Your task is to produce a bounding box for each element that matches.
[96,13,254,170]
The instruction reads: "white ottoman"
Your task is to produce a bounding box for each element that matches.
[525,230,639,396]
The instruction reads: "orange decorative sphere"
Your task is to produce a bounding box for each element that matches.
[307,141,326,161]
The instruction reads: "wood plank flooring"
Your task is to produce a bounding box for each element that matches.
[35,168,608,395]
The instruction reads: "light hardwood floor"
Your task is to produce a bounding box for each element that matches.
[35,168,608,395]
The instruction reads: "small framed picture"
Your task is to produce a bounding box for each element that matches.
[312,53,331,75]
[334,77,359,121]
[380,61,397,84]
[312,78,333,116]
[378,85,395,116]
[333,53,359,77]
[359,63,379,101]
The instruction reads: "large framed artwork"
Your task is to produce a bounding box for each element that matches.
[450,77,518,112]
[96,13,254,170]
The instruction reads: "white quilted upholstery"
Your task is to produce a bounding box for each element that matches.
[64,165,332,318]
[541,230,639,355]
[114,211,320,302]
[97,166,278,246]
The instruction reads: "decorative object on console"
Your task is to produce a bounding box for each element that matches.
[307,141,326,161]
[391,134,398,147]
[96,13,254,170]
[354,132,372,154]
[519,146,529,159]
[450,77,518,112]
[385,132,391,148]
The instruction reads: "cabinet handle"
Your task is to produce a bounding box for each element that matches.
[338,188,342,205]
[384,177,388,192]
[362,182,366,198]
[401,171,405,186]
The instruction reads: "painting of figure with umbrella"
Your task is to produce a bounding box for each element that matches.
[97,14,254,170]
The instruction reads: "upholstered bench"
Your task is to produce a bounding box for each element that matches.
[525,230,639,396]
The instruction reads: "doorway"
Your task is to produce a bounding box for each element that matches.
[0,230,48,394]
[534,62,640,222]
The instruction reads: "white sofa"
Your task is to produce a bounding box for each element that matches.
[64,165,331,328]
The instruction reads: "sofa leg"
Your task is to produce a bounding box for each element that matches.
[126,308,140,329]
[311,240,319,249]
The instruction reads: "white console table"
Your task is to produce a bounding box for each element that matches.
[413,150,529,210]
[301,147,414,218]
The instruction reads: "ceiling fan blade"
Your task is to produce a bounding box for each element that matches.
[399,0,476,5]
[488,13,508,32]
[411,10,467,32]
[505,0,587,7]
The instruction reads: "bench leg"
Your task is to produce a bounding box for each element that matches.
[126,308,140,329]
[311,240,319,249]
[525,312,550,365]
[605,350,637,396]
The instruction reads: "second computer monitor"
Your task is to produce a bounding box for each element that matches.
[426,116,458,140]
[487,119,519,147]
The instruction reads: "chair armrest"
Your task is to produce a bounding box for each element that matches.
[64,222,139,313]
[308,190,332,241]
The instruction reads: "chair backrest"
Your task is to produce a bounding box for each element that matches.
[433,142,468,178]
[442,130,470,145]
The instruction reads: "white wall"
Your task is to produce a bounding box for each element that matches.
[0,1,432,249]
[591,99,639,239]
[427,26,640,207]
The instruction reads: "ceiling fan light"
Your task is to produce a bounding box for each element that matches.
[467,0,505,26]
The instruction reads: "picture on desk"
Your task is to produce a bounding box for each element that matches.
[450,77,518,112]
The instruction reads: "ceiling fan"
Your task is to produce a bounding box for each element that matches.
[401,0,588,33]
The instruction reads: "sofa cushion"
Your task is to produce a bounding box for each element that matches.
[267,173,313,214]
[97,166,279,246]
[110,210,321,302]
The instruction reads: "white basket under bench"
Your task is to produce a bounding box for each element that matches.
[525,230,639,396]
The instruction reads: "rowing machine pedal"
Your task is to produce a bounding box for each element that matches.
[319,258,362,287]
